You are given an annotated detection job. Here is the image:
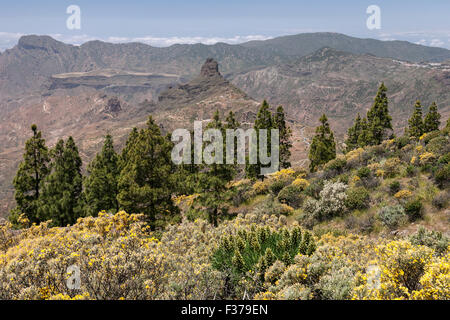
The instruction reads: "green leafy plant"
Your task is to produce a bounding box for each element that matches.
[211,226,316,281]
[345,187,370,210]
[404,199,424,222]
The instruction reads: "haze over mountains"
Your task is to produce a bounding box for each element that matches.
[0,32,449,216]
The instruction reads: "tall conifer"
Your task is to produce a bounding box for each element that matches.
[273,106,292,169]
[407,100,425,139]
[117,116,179,229]
[84,134,120,216]
[367,82,392,145]
[38,137,84,226]
[308,114,336,172]
[11,125,49,224]
[423,102,441,133]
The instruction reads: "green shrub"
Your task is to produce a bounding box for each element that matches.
[211,227,316,280]
[434,164,450,188]
[345,187,370,210]
[277,185,304,209]
[357,167,371,179]
[405,165,416,177]
[437,152,450,165]
[324,157,347,173]
[426,136,449,156]
[269,178,292,195]
[231,181,253,206]
[377,205,407,229]
[422,131,440,144]
[303,179,324,200]
[404,199,424,222]
[336,173,350,185]
[389,181,401,195]
[394,136,410,149]
[409,227,449,256]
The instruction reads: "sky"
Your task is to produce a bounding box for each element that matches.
[0,0,449,50]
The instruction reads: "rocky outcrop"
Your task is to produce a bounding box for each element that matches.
[200,58,221,78]
[104,97,122,114]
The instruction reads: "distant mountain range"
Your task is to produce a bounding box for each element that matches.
[232,47,450,139]
[0,32,449,217]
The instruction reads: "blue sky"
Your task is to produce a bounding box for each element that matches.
[1,0,449,50]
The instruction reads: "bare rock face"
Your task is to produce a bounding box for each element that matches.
[200,58,221,78]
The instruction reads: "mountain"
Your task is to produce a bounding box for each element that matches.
[0,59,260,217]
[1,32,450,105]
[232,47,450,140]
[0,35,281,106]
[242,32,450,63]
[1,32,450,217]
[153,58,259,130]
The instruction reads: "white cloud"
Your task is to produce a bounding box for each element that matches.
[415,39,428,46]
[0,32,273,51]
[429,38,445,47]
[50,34,99,46]
[107,35,273,46]
[0,32,24,51]
[378,30,450,49]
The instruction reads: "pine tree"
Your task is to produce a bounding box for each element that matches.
[198,111,235,226]
[246,100,274,180]
[84,134,120,216]
[445,117,450,135]
[225,111,240,130]
[345,113,362,153]
[117,116,179,230]
[273,106,292,168]
[423,102,441,133]
[38,137,84,226]
[119,127,139,170]
[367,82,393,145]
[308,114,336,172]
[357,117,371,148]
[407,100,425,140]
[11,125,50,224]
[172,130,200,195]
[225,111,241,166]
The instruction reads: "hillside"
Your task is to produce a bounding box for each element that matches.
[1,121,449,300]
[232,47,450,140]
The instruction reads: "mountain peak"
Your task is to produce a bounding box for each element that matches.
[200,58,221,77]
[17,35,66,51]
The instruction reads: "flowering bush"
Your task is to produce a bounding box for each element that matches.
[291,178,310,190]
[384,157,402,178]
[353,241,443,300]
[1,212,448,300]
[394,189,413,201]
[419,152,436,165]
